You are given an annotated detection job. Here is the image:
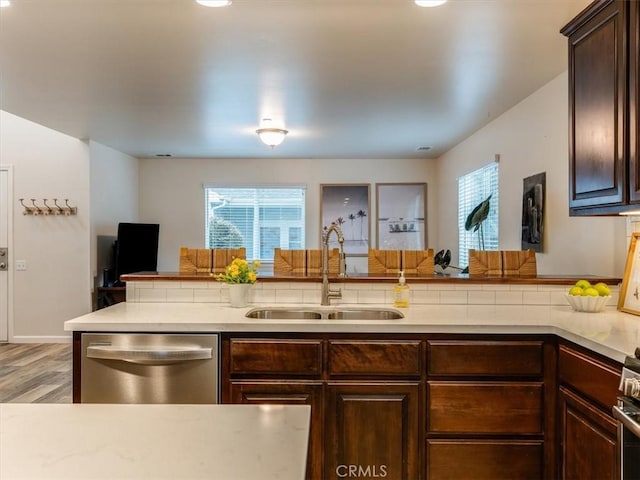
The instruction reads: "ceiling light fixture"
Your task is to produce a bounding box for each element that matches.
[415,0,447,7]
[0,1,11,7]
[256,119,288,148]
[195,0,232,7]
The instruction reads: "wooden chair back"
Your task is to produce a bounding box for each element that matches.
[273,248,307,274]
[502,250,537,276]
[401,249,435,275]
[468,249,503,276]
[179,247,213,273]
[306,249,340,275]
[212,248,246,273]
[368,249,402,275]
[179,247,246,274]
[468,249,537,277]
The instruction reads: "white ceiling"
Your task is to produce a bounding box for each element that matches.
[0,0,591,159]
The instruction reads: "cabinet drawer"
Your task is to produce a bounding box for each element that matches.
[426,440,543,480]
[559,344,621,410]
[229,339,322,376]
[428,382,543,434]
[328,340,421,376]
[427,340,543,376]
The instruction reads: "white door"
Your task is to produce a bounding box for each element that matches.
[0,167,11,342]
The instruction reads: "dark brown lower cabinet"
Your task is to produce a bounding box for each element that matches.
[426,440,543,480]
[324,382,420,480]
[558,343,621,480]
[222,334,625,480]
[559,384,618,480]
[228,381,323,480]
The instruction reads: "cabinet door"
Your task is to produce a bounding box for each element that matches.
[325,382,420,480]
[559,386,618,480]
[229,381,323,480]
[631,0,640,202]
[565,0,627,213]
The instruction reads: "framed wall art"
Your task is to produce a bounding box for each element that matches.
[521,172,545,252]
[376,182,427,250]
[619,232,640,316]
[320,184,370,255]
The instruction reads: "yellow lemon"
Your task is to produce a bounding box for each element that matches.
[582,287,599,297]
[594,282,611,297]
[568,286,583,296]
[575,279,591,290]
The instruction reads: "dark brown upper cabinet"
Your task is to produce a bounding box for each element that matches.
[562,0,640,215]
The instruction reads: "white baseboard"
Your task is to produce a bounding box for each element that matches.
[8,335,72,344]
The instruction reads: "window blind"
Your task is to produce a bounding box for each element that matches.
[457,162,499,268]
[204,186,306,262]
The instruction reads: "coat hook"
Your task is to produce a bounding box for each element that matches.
[19,198,34,215]
[42,199,53,215]
[30,199,42,215]
[53,198,64,215]
[64,199,77,215]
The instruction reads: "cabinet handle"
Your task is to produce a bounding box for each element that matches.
[86,345,212,365]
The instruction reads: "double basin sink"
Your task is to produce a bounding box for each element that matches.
[245,307,404,320]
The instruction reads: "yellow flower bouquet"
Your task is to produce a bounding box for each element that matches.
[216,258,260,284]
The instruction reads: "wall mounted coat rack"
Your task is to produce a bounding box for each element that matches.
[19,198,78,216]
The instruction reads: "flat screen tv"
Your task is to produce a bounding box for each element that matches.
[114,223,160,285]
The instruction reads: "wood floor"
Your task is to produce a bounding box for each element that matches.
[0,343,72,403]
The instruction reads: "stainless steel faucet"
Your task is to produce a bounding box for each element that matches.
[321,223,345,306]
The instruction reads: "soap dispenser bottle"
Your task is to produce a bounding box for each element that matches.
[393,270,410,308]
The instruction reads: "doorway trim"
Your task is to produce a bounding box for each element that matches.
[0,165,14,343]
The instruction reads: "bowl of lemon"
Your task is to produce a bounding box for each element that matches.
[565,280,611,313]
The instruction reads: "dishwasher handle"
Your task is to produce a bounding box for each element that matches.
[86,344,213,365]
[613,405,640,438]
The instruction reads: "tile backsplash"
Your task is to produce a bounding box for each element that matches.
[126,280,620,307]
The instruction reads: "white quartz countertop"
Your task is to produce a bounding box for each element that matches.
[64,302,640,363]
[0,403,310,480]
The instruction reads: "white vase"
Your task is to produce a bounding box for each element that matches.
[228,283,252,308]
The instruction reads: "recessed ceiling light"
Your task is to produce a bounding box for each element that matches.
[417,146,432,151]
[196,0,232,7]
[155,153,173,157]
[415,0,447,7]
[0,1,11,8]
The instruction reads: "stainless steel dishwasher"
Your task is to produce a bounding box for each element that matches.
[81,333,219,404]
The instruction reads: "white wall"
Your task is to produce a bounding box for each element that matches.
[0,110,91,341]
[89,141,139,284]
[436,72,626,276]
[139,157,439,272]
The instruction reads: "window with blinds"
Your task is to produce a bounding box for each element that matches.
[204,186,306,262]
[457,162,499,268]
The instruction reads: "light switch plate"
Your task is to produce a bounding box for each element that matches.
[15,260,26,271]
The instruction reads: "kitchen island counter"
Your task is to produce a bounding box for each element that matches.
[0,403,310,480]
[65,302,640,363]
